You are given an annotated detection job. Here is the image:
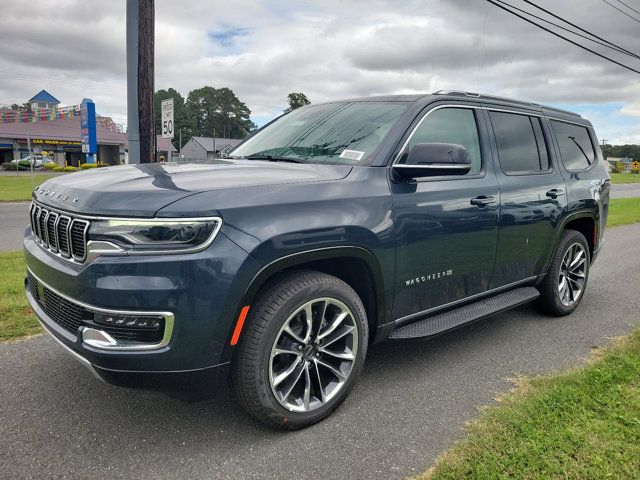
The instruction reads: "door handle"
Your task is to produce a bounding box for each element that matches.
[545,188,565,199]
[470,195,496,207]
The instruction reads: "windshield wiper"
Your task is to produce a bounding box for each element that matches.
[245,154,303,164]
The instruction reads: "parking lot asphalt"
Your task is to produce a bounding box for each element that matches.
[1,223,639,479]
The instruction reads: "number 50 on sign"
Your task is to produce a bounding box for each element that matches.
[161,98,174,139]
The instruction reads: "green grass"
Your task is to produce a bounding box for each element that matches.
[0,174,57,202]
[608,198,640,227]
[610,172,640,184]
[0,251,40,341]
[420,329,640,480]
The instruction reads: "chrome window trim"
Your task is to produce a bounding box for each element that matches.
[394,104,480,164]
[27,267,175,351]
[29,200,223,264]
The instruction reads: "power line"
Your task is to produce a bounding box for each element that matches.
[495,0,640,59]
[518,0,640,59]
[485,0,640,75]
[601,0,640,24]
[615,0,640,16]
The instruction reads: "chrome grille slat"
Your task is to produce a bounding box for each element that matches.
[30,202,89,263]
[39,209,49,247]
[47,212,59,252]
[58,216,71,257]
[70,219,89,261]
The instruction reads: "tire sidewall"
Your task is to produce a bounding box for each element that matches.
[550,231,590,315]
[251,277,368,428]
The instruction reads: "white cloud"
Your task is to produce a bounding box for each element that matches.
[0,0,638,141]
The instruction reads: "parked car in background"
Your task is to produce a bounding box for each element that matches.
[9,155,53,169]
[24,90,610,429]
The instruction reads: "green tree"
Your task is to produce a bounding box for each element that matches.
[284,92,310,113]
[185,86,256,139]
[602,143,640,161]
[153,88,192,149]
[10,103,31,112]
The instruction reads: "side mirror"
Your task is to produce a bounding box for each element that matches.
[393,143,472,179]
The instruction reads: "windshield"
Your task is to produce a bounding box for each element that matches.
[230,101,408,165]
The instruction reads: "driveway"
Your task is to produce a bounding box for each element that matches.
[1,223,639,479]
[0,202,29,252]
[610,182,640,199]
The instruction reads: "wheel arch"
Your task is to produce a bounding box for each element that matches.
[221,246,387,362]
[558,211,597,259]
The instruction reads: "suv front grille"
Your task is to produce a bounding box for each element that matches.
[28,271,84,334]
[29,202,89,262]
[27,272,165,344]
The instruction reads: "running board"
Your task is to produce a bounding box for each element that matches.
[390,287,540,340]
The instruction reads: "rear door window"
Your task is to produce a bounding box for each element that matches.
[551,120,595,171]
[489,111,549,174]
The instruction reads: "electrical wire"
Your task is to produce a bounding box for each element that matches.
[615,0,640,16]
[518,0,640,58]
[601,0,640,24]
[495,0,640,59]
[485,0,640,75]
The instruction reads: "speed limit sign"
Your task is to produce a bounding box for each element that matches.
[161,98,174,139]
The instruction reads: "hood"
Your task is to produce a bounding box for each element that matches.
[32,159,352,217]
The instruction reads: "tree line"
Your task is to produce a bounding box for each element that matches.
[154,87,310,149]
[602,144,640,160]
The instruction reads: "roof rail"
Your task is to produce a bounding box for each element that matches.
[432,90,582,118]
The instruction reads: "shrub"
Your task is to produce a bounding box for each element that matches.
[43,162,57,171]
[52,166,65,172]
[80,163,97,170]
[63,166,78,172]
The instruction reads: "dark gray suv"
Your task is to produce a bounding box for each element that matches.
[25,90,610,429]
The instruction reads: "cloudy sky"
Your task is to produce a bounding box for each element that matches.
[1,0,639,143]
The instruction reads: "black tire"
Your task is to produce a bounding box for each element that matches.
[231,270,368,430]
[534,229,590,316]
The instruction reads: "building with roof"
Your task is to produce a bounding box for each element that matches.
[180,136,243,159]
[0,91,176,166]
[606,157,634,173]
[28,90,60,113]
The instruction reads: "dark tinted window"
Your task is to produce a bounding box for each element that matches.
[490,111,548,173]
[551,120,595,171]
[407,108,482,175]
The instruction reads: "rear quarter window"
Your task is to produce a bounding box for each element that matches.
[551,120,595,171]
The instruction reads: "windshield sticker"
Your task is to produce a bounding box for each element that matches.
[339,149,365,161]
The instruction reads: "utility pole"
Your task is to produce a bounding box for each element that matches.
[126,0,155,164]
[179,129,182,158]
[601,139,608,147]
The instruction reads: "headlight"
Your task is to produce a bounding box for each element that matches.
[87,217,221,254]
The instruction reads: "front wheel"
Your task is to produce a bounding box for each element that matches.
[231,271,368,429]
[534,229,590,316]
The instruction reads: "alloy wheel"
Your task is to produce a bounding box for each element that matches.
[558,242,587,307]
[268,297,359,412]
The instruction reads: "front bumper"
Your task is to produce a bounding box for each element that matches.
[24,228,260,389]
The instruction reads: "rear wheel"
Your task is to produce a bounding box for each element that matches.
[534,229,590,316]
[231,271,368,429]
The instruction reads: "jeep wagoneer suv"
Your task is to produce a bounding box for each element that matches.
[25,90,610,429]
